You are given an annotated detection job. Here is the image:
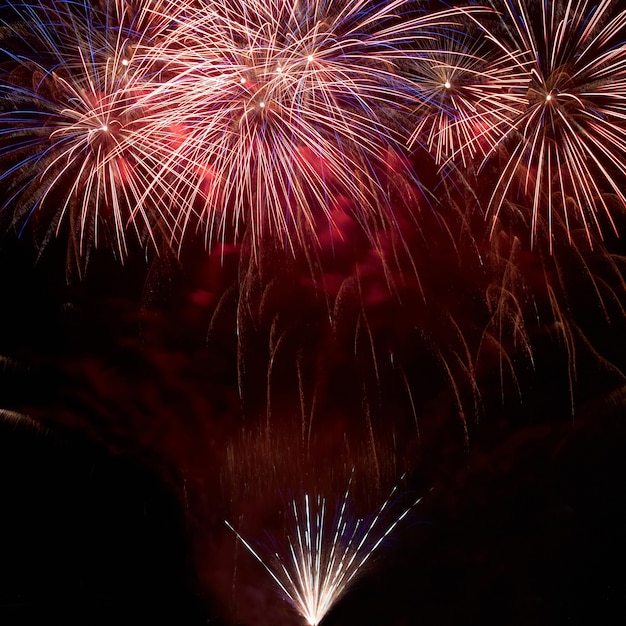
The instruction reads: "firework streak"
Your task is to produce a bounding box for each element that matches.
[2,1,626,257]
[226,479,423,625]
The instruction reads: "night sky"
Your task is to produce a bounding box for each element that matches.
[2,1,626,625]
[1,214,626,625]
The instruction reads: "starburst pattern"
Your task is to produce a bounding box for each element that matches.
[408,31,528,167]
[480,0,626,248]
[226,479,422,626]
[131,0,486,252]
[0,0,175,264]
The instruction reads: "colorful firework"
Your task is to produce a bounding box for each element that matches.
[0,0,173,265]
[2,0,626,261]
[131,0,488,253]
[408,29,528,168]
[479,0,626,248]
[226,478,423,626]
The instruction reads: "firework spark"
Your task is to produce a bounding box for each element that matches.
[479,0,626,248]
[408,31,528,168]
[0,0,174,264]
[132,0,488,253]
[226,479,423,625]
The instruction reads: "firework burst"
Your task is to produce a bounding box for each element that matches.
[226,478,423,626]
[479,0,626,248]
[132,0,488,253]
[408,31,528,168]
[0,0,175,265]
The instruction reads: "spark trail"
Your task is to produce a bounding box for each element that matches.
[226,480,424,625]
[480,0,626,248]
[0,0,177,262]
[133,0,489,252]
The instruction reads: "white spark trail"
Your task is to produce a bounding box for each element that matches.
[226,480,426,625]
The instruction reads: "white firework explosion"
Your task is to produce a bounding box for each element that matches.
[226,478,424,625]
